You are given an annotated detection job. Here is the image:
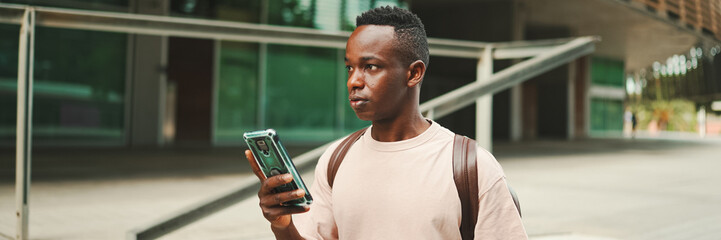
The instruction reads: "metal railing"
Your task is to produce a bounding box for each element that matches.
[1,3,597,240]
[127,36,595,240]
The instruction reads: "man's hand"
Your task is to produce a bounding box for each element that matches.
[245,150,310,230]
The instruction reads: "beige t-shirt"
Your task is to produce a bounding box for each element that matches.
[294,121,527,239]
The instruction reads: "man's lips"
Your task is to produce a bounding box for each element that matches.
[349,96,368,107]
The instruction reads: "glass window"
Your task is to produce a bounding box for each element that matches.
[269,0,408,31]
[264,44,339,142]
[0,24,20,145]
[214,41,259,143]
[34,27,127,144]
[170,0,261,23]
[0,26,128,146]
[591,57,625,87]
[214,44,369,144]
[590,98,623,134]
[267,0,316,28]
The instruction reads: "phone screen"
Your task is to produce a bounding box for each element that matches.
[243,129,313,206]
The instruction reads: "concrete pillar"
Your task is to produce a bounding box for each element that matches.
[128,0,168,147]
[509,0,524,142]
[476,47,493,151]
[567,60,576,140]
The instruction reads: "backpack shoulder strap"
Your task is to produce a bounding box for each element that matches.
[453,134,478,240]
[327,127,367,188]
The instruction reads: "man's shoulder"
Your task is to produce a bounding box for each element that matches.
[318,127,369,165]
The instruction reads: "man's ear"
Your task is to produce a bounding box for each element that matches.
[407,60,426,88]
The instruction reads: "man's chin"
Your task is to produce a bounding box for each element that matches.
[353,111,373,121]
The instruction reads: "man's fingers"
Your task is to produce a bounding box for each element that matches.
[245,150,266,181]
[259,174,295,195]
[262,205,311,220]
[260,189,306,206]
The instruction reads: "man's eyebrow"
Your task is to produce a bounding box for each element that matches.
[345,56,380,62]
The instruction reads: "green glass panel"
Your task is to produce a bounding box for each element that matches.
[590,98,623,132]
[268,0,408,31]
[267,0,316,28]
[170,0,261,23]
[33,27,126,143]
[0,24,19,144]
[1,26,127,145]
[214,0,261,23]
[215,41,259,143]
[605,99,624,131]
[590,98,606,132]
[265,45,338,142]
[610,61,625,86]
[0,26,127,145]
[591,57,625,87]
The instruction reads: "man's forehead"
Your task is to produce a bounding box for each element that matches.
[350,25,395,41]
[346,25,396,58]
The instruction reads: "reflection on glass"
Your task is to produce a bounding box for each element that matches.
[265,44,338,142]
[170,0,261,23]
[268,0,408,31]
[215,41,259,143]
[0,25,127,145]
[591,57,624,87]
[0,24,19,145]
[591,98,623,134]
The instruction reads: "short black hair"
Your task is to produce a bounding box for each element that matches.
[356,6,429,66]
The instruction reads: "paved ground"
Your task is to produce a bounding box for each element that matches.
[0,136,720,240]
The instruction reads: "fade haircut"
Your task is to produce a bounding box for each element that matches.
[356,6,429,67]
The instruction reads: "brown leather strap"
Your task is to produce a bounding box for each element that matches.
[453,134,478,240]
[327,127,367,188]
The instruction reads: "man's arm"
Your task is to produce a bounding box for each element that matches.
[473,147,528,239]
[245,150,307,240]
[475,177,528,239]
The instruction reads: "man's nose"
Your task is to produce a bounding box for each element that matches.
[347,71,364,90]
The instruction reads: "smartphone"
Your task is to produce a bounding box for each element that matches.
[243,129,313,206]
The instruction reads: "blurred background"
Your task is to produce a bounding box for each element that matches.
[0,0,720,239]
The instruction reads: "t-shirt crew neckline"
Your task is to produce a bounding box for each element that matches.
[363,119,441,152]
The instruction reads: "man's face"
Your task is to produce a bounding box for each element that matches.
[345,25,409,122]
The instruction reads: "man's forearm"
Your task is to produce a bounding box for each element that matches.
[271,220,304,240]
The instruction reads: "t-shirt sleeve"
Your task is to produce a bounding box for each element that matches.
[293,141,341,240]
[474,147,528,239]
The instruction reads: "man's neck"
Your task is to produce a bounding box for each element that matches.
[370,113,431,142]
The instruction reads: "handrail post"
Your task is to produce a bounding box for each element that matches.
[476,46,493,151]
[16,6,35,240]
[424,109,435,120]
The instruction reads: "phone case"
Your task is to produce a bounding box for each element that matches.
[243,129,313,206]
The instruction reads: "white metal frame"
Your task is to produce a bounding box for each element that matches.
[15,7,35,240]
[0,3,597,240]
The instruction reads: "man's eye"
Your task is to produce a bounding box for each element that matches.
[345,66,353,71]
[365,64,377,70]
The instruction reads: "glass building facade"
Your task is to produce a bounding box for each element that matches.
[0,0,407,146]
[590,57,625,134]
[0,23,128,145]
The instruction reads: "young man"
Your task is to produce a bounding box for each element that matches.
[245,6,527,239]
